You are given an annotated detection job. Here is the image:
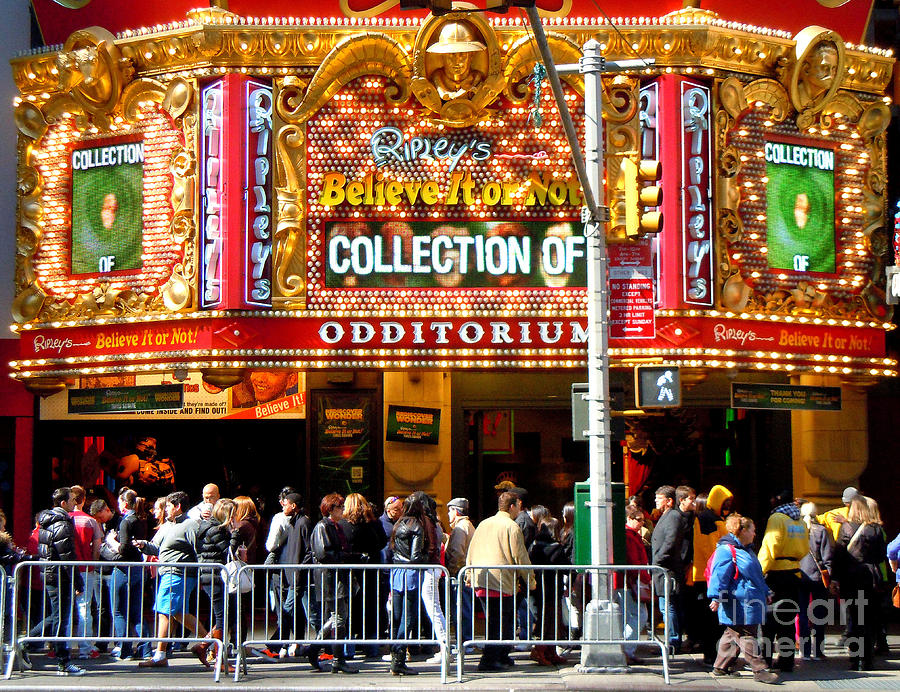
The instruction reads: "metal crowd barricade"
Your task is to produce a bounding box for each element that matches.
[455,564,672,684]
[0,570,8,672]
[235,563,451,683]
[4,560,227,681]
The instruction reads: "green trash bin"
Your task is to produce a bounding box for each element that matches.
[574,480,625,565]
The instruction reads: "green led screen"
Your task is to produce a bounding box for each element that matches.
[764,141,836,274]
[70,140,145,275]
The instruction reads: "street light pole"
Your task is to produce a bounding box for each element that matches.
[523,7,613,574]
[524,8,653,669]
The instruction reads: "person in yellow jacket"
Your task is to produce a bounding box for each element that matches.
[759,490,809,673]
[688,485,733,663]
[816,486,859,542]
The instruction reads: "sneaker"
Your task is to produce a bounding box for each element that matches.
[110,647,122,660]
[278,648,288,659]
[57,663,86,676]
[77,649,101,660]
[258,647,280,659]
[711,667,739,677]
[425,652,443,664]
[319,652,334,661]
[288,643,299,657]
[18,649,32,671]
[754,670,779,684]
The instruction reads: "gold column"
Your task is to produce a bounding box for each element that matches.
[383,371,452,521]
[791,374,868,510]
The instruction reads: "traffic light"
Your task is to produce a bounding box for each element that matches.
[622,158,663,238]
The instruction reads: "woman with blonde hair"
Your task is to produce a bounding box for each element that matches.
[338,493,387,658]
[707,514,778,684]
[832,496,887,670]
[196,498,236,667]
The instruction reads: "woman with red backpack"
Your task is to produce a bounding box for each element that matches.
[707,514,778,684]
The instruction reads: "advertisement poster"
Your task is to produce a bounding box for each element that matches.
[386,405,440,445]
[40,371,306,420]
[731,382,842,411]
[316,393,371,496]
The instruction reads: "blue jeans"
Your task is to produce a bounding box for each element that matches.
[451,578,474,646]
[616,589,647,656]
[391,587,421,657]
[658,593,680,652]
[108,567,150,658]
[269,572,299,653]
[45,581,75,664]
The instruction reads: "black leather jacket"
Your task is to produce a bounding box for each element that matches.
[310,518,364,565]
[391,517,426,565]
[37,507,84,590]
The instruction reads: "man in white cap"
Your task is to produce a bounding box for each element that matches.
[446,498,475,651]
[426,20,486,100]
[817,486,859,541]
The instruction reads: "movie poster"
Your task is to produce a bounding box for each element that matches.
[316,393,371,497]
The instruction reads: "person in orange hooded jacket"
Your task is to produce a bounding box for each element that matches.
[687,485,733,664]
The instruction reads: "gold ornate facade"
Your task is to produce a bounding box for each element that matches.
[8,7,896,389]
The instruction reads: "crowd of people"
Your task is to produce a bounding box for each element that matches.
[0,479,897,681]
[632,483,898,685]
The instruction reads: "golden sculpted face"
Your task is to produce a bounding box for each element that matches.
[802,43,838,98]
[444,51,473,83]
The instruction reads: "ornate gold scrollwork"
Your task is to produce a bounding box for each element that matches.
[743,79,790,122]
[279,34,411,125]
[14,102,47,141]
[55,27,133,124]
[718,77,748,120]
[503,32,583,102]
[272,112,306,302]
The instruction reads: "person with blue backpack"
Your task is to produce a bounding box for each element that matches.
[706,513,778,684]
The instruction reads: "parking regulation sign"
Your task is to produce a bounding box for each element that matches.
[608,242,655,339]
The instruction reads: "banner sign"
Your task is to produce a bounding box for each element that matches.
[608,242,655,338]
[42,371,305,420]
[68,384,183,414]
[20,314,887,362]
[731,382,842,410]
[244,78,273,307]
[200,79,225,309]
[386,405,441,444]
[680,80,713,306]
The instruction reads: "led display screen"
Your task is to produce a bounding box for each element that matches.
[324,219,586,289]
[765,141,836,274]
[70,139,145,275]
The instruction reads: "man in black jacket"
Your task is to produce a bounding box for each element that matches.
[650,485,695,655]
[37,487,86,676]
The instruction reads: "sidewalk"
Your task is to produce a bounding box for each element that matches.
[2,634,898,690]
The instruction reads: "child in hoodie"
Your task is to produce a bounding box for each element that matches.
[707,514,777,684]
